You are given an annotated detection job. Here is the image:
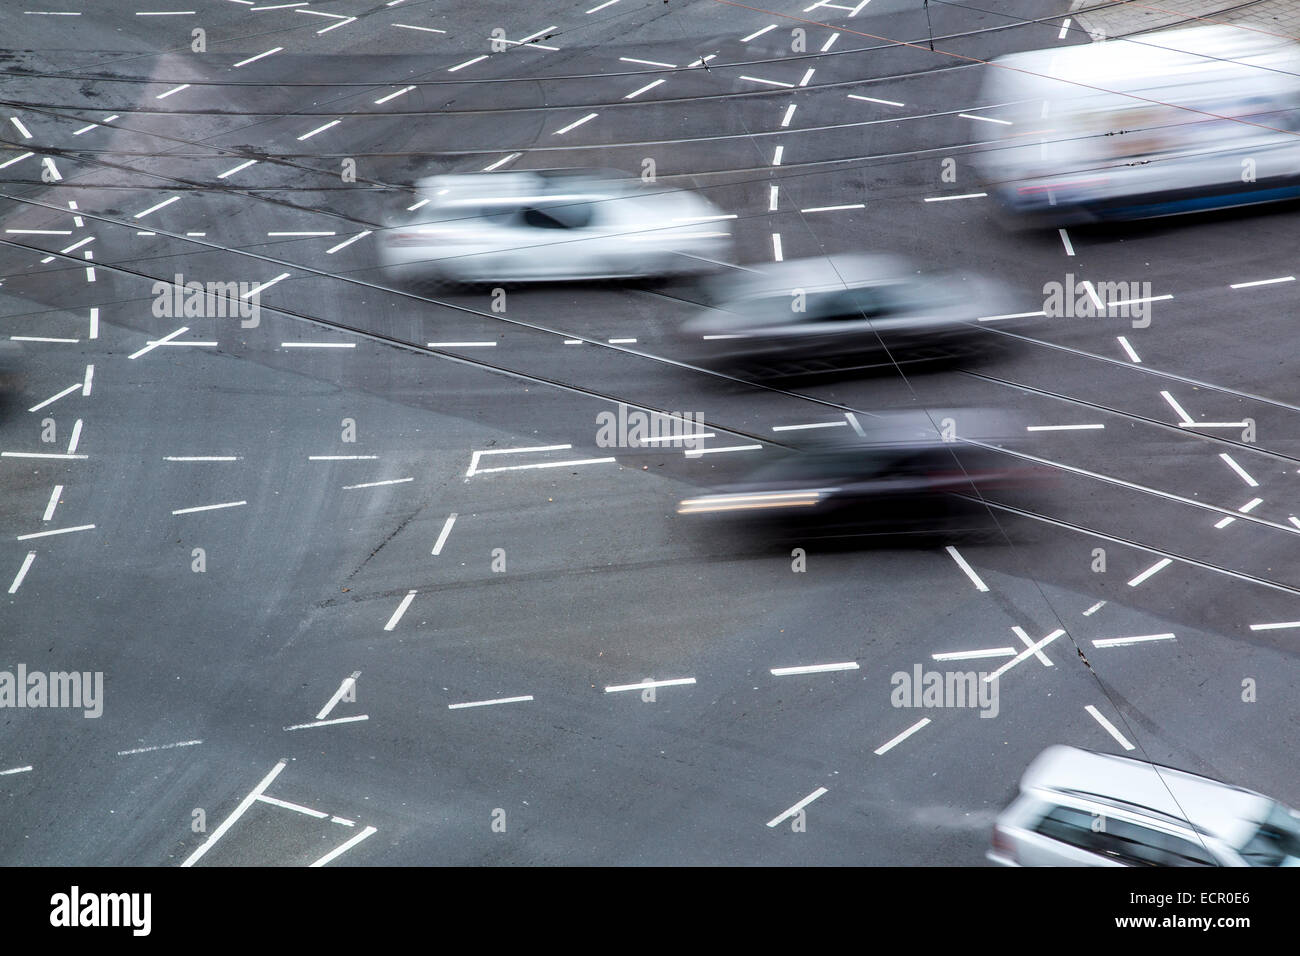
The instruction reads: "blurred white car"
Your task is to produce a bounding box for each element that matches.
[989,745,1300,866]
[379,168,733,285]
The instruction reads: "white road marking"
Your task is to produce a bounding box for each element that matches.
[0,766,33,775]
[384,590,417,631]
[432,513,458,555]
[165,456,240,461]
[0,152,34,169]
[41,485,62,522]
[129,327,187,360]
[156,84,191,99]
[741,75,794,88]
[309,455,376,460]
[392,22,445,32]
[8,552,36,593]
[10,117,31,139]
[800,203,864,213]
[1159,390,1195,424]
[316,16,355,33]
[770,661,858,676]
[181,760,287,867]
[268,231,336,237]
[27,383,80,412]
[117,739,202,756]
[844,412,866,437]
[977,310,1046,322]
[343,478,414,489]
[284,715,369,730]
[960,112,1012,125]
[171,501,246,515]
[317,671,361,721]
[1249,621,1300,631]
[1058,228,1074,256]
[945,545,988,592]
[325,231,371,253]
[772,232,783,261]
[740,24,778,42]
[769,185,779,211]
[1215,497,1263,528]
[772,421,846,431]
[766,787,827,826]
[134,195,180,219]
[1026,424,1104,431]
[605,677,695,694]
[874,718,930,756]
[257,795,328,818]
[619,57,675,68]
[799,68,815,86]
[1106,293,1171,308]
[932,647,1015,661]
[1092,633,1176,648]
[2,452,88,460]
[482,153,521,171]
[1082,600,1106,616]
[1116,336,1141,363]
[5,228,72,235]
[374,85,416,105]
[12,336,78,343]
[820,34,838,51]
[780,104,796,127]
[448,695,534,709]
[847,94,904,106]
[983,629,1064,682]
[473,457,615,474]
[1011,625,1053,667]
[1127,557,1172,587]
[685,444,762,457]
[448,55,488,72]
[242,273,290,297]
[297,120,341,141]
[1219,453,1258,487]
[772,145,784,165]
[552,113,598,135]
[1085,704,1134,750]
[1058,17,1072,39]
[233,48,282,68]
[923,192,987,202]
[309,825,378,867]
[1230,276,1294,289]
[587,0,620,11]
[282,341,355,348]
[428,341,497,347]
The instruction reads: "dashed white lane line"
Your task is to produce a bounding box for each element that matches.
[325,230,371,254]
[552,113,598,135]
[0,766,33,775]
[448,55,489,72]
[780,104,796,127]
[1230,276,1294,289]
[1058,228,1074,256]
[608,337,637,345]
[285,715,369,731]
[41,485,62,522]
[874,717,931,756]
[9,117,32,139]
[588,0,620,11]
[242,273,290,297]
[984,629,1065,682]
[0,152,34,169]
[233,47,282,68]
[432,513,458,555]
[217,159,258,179]
[384,590,417,631]
[977,309,1046,322]
[800,203,865,213]
[27,383,80,412]
[1116,336,1141,363]
[1219,453,1258,487]
[766,787,828,826]
[1214,497,1262,529]
[1058,16,1072,38]
[448,695,534,709]
[772,145,784,165]
[297,120,340,141]
[2,452,88,460]
[1092,633,1176,648]
[171,501,246,515]
[959,112,1012,125]
[1085,704,1135,750]
[5,228,72,235]
[844,411,866,437]
[309,454,376,460]
[1127,557,1172,587]
[134,195,180,219]
[685,444,763,458]
[8,552,36,594]
[315,15,356,33]
[799,68,815,86]
[482,153,521,171]
[282,341,355,348]
[473,456,615,474]
[12,336,78,343]
[317,671,361,721]
[944,545,989,592]
[156,84,191,99]
[820,33,839,51]
[429,341,497,347]
[392,22,446,32]
[620,56,676,68]
[770,661,858,676]
[268,231,336,237]
[605,677,695,694]
[1082,600,1106,616]
[1026,424,1104,431]
[771,232,783,261]
[181,760,287,867]
[924,192,987,202]
[1159,390,1195,425]
[1249,620,1300,631]
[343,477,414,489]
[374,85,416,105]
[309,825,378,867]
[15,524,95,541]
[741,75,794,88]
[932,647,1015,661]
[772,421,846,431]
[129,326,187,359]
[847,94,904,107]
[625,79,665,99]
[740,23,778,41]
[117,739,202,756]
[165,456,240,461]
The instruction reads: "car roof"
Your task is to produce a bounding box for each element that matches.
[1021,745,1270,845]
[415,168,629,202]
[713,254,916,299]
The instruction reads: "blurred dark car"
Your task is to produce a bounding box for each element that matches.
[681,255,1012,379]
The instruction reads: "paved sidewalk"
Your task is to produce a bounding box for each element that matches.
[1070,0,1300,40]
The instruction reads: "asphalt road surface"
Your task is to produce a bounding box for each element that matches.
[0,0,1296,866]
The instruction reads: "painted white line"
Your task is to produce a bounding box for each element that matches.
[799,68,815,87]
[932,647,1016,661]
[406,199,429,212]
[331,817,356,827]
[432,513,458,555]
[1127,557,1172,587]
[27,383,80,412]
[772,232,783,261]
[317,671,361,721]
[89,308,98,340]
[1058,228,1074,256]
[297,120,341,141]
[343,478,414,489]
[685,444,762,458]
[8,552,36,594]
[316,16,355,33]
[1230,276,1294,289]
[945,545,989,592]
[741,75,794,88]
[257,795,328,819]
[5,228,72,235]
[164,456,240,461]
[625,79,665,99]
[977,310,1046,322]
[374,85,416,105]
[41,485,63,522]
[309,825,377,867]
[772,145,784,165]
[588,0,620,11]
[1249,621,1300,631]
[780,104,797,127]
[619,57,676,68]
[800,203,865,213]
[1180,422,1249,429]
[482,152,521,171]
[384,590,417,631]
[134,196,180,219]
[309,455,376,460]
[233,47,282,68]
[475,457,615,475]
[552,113,598,135]
[0,152,33,169]
[1092,633,1176,648]
[12,336,79,343]
[282,341,355,348]
[847,94,904,106]
[60,236,95,254]
[766,787,827,826]
[923,192,987,202]
[181,760,287,867]
[740,24,778,42]
[242,273,290,297]
[156,84,191,99]
[984,629,1065,682]
[1159,390,1195,425]
[820,34,839,52]
[1116,335,1141,363]
[605,677,695,694]
[117,739,202,756]
[844,412,866,437]
[1083,600,1106,616]
[284,715,369,730]
[960,112,1012,125]
[772,421,846,431]
[448,695,534,710]
[428,341,497,347]
[392,22,446,32]
[1085,704,1134,750]
[448,55,488,72]
[770,661,858,676]
[268,231,336,237]
[82,362,95,395]
[171,501,246,515]
[1058,17,1072,38]
[2,453,88,460]
[0,766,33,775]
[874,718,930,756]
[1107,293,1171,308]
[1026,423,1104,432]
[1219,453,1258,487]
[10,117,32,139]
[325,230,371,254]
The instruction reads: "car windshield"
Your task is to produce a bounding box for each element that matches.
[1237,802,1300,866]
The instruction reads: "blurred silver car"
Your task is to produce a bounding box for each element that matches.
[379,168,732,285]
[989,745,1300,866]
[973,25,1300,225]
[682,255,1011,378]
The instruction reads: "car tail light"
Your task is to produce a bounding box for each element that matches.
[992,825,1017,863]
